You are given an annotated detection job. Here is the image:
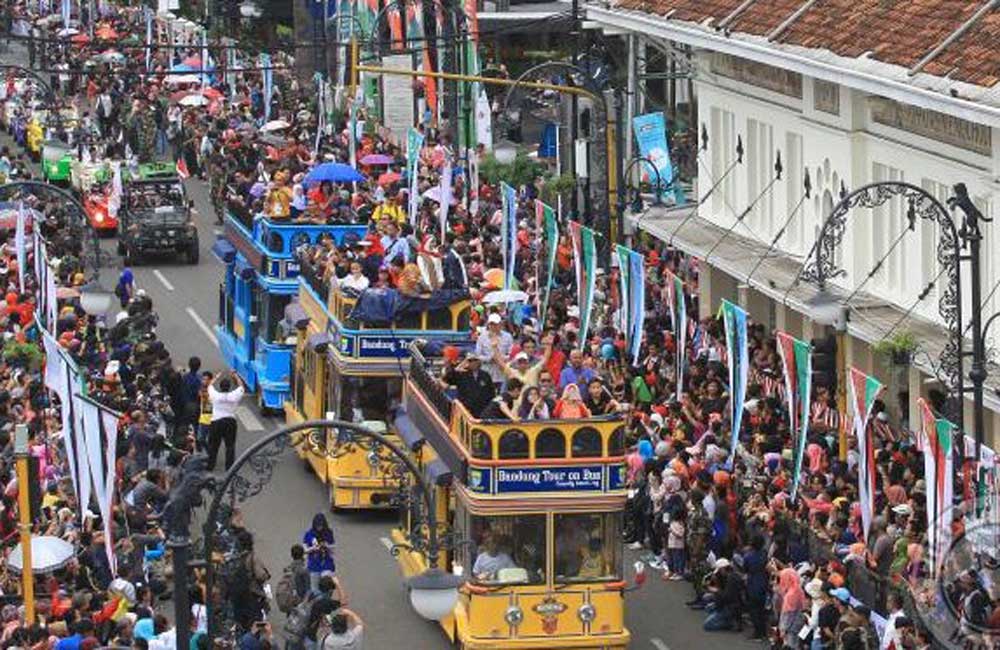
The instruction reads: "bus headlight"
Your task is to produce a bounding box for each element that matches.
[577,603,596,623]
[504,606,523,626]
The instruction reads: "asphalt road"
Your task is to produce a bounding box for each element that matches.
[2,38,764,649]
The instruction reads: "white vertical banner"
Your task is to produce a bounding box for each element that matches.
[467,148,478,215]
[15,202,26,292]
[46,259,58,334]
[78,394,120,574]
[439,162,452,243]
[71,392,91,513]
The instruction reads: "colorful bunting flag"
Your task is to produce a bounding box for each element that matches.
[920,398,954,577]
[665,270,686,402]
[775,331,812,500]
[569,221,597,349]
[540,201,558,324]
[500,182,517,289]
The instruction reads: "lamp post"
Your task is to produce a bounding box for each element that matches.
[13,425,33,625]
[799,180,989,466]
[190,419,463,641]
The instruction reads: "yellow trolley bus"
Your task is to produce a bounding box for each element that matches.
[391,347,631,650]
[284,266,471,509]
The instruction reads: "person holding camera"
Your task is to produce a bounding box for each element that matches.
[206,370,245,472]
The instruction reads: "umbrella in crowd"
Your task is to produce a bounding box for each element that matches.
[95,50,125,64]
[94,25,118,39]
[166,74,202,86]
[483,268,505,289]
[7,536,75,574]
[56,27,78,37]
[261,119,292,132]
[179,94,210,107]
[421,186,457,205]
[482,290,529,305]
[304,162,365,184]
[377,171,401,186]
[361,153,394,166]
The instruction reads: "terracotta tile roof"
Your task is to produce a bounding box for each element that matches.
[728,0,804,37]
[607,0,1000,88]
[925,10,1000,86]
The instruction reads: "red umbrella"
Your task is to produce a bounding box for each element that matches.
[200,87,223,99]
[70,33,90,44]
[377,171,401,186]
[95,25,118,40]
[182,56,202,68]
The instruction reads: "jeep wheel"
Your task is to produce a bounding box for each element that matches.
[187,244,199,265]
[116,239,125,256]
[124,245,139,266]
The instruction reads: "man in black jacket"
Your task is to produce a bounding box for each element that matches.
[441,234,468,290]
[703,558,744,631]
[443,354,495,417]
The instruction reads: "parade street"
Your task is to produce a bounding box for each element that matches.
[128,170,763,650]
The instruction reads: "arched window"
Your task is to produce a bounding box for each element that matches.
[571,427,603,458]
[535,428,566,459]
[290,231,311,253]
[498,429,530,460]
[470,429,492,460]
[608,427,626,457]
[267,231,284,253]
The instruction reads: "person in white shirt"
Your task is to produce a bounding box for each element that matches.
[207,371,245,471]
[321,608,364,650]
[339,261,369,294]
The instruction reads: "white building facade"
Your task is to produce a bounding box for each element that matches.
[587,0,1000,444]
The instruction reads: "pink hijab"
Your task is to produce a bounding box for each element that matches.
[778,568,806,613]
[806,443,824,473]
[886,484,907,506]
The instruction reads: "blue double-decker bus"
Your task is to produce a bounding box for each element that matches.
[212,202,367,411]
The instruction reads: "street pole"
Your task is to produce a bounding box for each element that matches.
[171,539,192,650]
[952,183,988,472]
[14,424,34,625]
[569,0,579,218]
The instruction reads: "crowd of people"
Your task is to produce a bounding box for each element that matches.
[0,0,996,649]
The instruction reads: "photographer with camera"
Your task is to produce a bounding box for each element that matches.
[206,370,246,472]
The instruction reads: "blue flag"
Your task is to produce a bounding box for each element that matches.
[721,299,749,466]
[632,112,673,197]
[628,249,645,365]
[261,54,273,122]
[500,182,517,289]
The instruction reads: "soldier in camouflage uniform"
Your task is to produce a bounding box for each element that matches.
[129,97,158,163]
[208,147,228,224]
[686,488,713,599]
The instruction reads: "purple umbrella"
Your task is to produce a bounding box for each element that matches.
[360,153,394,166]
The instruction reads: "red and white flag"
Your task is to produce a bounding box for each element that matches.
[848,366,883,542]
[176,158,190,180]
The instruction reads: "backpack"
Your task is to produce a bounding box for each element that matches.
[275,563,302,614]
[283,595,313,642]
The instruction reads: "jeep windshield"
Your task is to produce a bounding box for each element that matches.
[125,182,185,211]
[134,205,189,225]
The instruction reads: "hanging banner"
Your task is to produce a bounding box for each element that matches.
[615,245,630,336]
[46,258,58,335]
[775,331,812,500]
[468,147,479,215]
[720,299,749,466]
[77,393,120,574]
[439,162,452,243]
[475,89,492,149]
[144,10,153,72]
[920,398,954,578]
[15,202,25,292]
[406,128,424,226]
[540,202,558,324]
[627,249,645,366]
[500,182,517,289]
[664,270,686,401]
[848,366,883,542]
[569,221,597,349]
[61,0,71,28]
[632,112,673,196]
[261,53,273,122]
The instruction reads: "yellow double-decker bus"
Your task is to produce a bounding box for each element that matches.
[391,347,631,650]
[284,263,472,509]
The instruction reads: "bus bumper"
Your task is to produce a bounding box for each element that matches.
[329,477,397,509]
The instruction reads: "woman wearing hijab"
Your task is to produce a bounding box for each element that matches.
[553,384,592,419]
[302,513,335,593]
[115,268,134,308]
[777,567,807,649]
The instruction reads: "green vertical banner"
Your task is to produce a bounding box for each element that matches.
[406,127,424,226]
[848,366,883,541]
[540,201,558,325]
[570,221,597,349]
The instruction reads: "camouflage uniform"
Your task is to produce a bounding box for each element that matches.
[687,490,712,596]
[208,152,228,224]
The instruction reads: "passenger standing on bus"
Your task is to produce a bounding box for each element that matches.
[475,313,513,389]
[206,371,245,471]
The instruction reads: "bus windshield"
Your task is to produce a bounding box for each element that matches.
[461,513,546,586]
[337,375,402,423]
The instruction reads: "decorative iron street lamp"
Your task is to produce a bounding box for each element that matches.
[796,180,989,465]
[164,419,463,650]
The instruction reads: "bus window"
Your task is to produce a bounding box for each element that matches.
[456,306,470,331]
[470,429,492,459]
[339,376,400,423]
[427,306,452,330]
[290,231,311,253]
[571,427,603,458]
[554,512,623,583]
[267,231,284,253]
[466,513,546,585]
[609,427,626,457]
[534,428,566,459]
[394,311,421,329]
[264,294,293,343]
[498,430,529,460]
